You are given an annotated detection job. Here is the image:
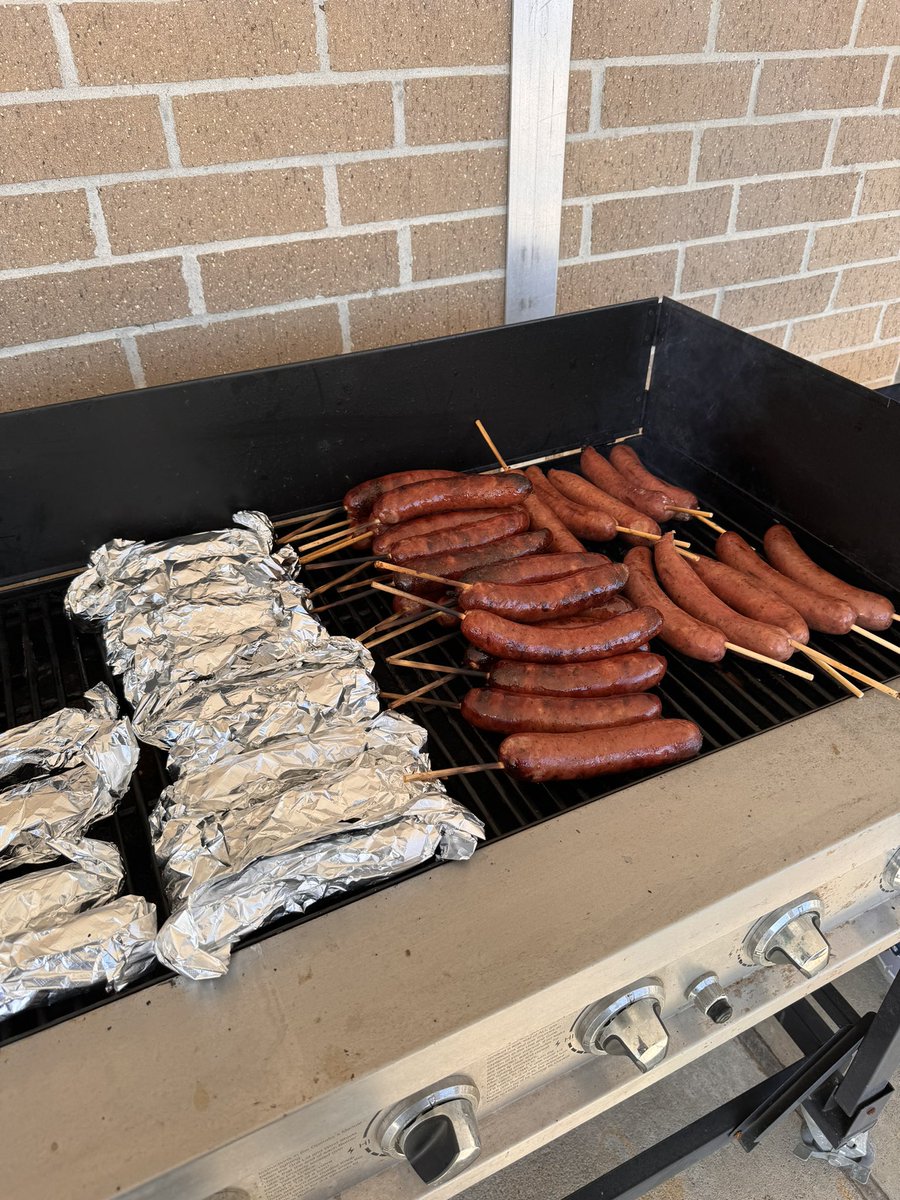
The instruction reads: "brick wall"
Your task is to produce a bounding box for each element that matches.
[0,0,897,413]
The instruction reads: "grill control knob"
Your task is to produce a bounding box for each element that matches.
[882,847,900,892]
[687,973,734,1024]
[744,895,830,979]
[370,1076,480,1186]
[573,979,668,1073]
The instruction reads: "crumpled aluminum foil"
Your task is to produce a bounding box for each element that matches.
[0,838,123,937]
[155,795,483,979]
[0,894,157,1016]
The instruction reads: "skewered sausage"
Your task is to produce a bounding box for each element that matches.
[537,594,634,626]
[462,606,662,663]
[499,719,702,782]
[459,563,628,624]
[344,469,456,521]
[461,551,609,584]
[763,525,893,633]
[716,531,856,636]
[461,689,661,734]
[609,444,699,510]
[548,468,661,541]
[623,546,727,662]
[692,555,809,644]
[580,446,675,523]
[522,491,585,553]
[490,653,667,697]
[404,529,552,582]
[373,473,531,525]
[372,508,512,555]
[464,645,494,671]
[387,508,529,564]
[654,534,791,660]
[526,468,617,541]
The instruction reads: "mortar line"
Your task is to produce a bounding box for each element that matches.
[157,94,182,168]
[322,164,342,227]
[396,226,412,286]
[312,0,330,71]
[180,253,206,316]
[84,186,112,257]
[704,0,722,53]
[119,333,146,388]
[848,0,868,48]
[391,80,407,147]
[46,3,78,88]
[336,299,351,353]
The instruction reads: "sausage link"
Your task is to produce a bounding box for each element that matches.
[715,531,855,636]
[526,468,617,541]
[623,546,726,662]
[500,719,702,782]
[537,594,633,626]
[490,653,667,697]
[609,444,699,510]
[461,551,609,584]
[522,491,585,552]
[373,473,531,525]
[464,645,494,670]
[387,508,529,564]
[372,508,509,556]
[654,534,791,660]
[461,688,661,734]
[403,529,552,582]
[548,468,662,541]
[462,606,662,663]
[692,555,809,644]
[763,525,893,632]
[580,446,675,523]
[459,563,628,624]
[343,469,456,521]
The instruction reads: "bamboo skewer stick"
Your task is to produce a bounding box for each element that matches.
[307,561,370,599]
[688,513,727,535]
[387,673,456,710]
[305,554,376,571]
[382,693,460,710]
[406,762,505,782]
[370,581,460,616]
[793,645,864,698]
[337,575,385,595]
[299,529,373,564]
[851,624,900,656]
[376,560,466,590]
[276,506,342,540]
[893,615,900,624]
[790,641,900,699]
[364,612,436,648]
[398,631,459,657]
[310,588,385,616]
[357,611,406,643]
[296,522,371,554]
[385,657,485,677]
[474,418,511,471]
[668,506,714,518]
[618,527,693,551]
[280,516,352,545]
[723,642,815,681]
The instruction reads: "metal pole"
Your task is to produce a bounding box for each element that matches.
[833,968,900,1116]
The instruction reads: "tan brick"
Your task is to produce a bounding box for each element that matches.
[572,0,710,57]
[327,0,510,70]
[859,168,900,215]
[833,116,900,167]
[816,343,900,385]
[0,7,59,91]
[716,0,858,51]
[718,274,836,326]
[883,303,900,341]
[747,325,789,347]
[755,55,886,116]
[65,0,316,85]
[564,132,693,198]
[338,148,507,225]
[837,260,900,308]
[0,193,95,272]
[100,169,325,255]
[856,0,899,47]
[0,261,188,348]
[886,60,900,108]
[697,121,831,182]
[411,215,505,280]
[682,231,807,293]
[137,307,343,388]
[0,342,134,413]
[557,251,678,313]
[0,99,168,186]
[349,278,504,352]
[736,174,858,231]
[175,84,393,167]
[809,216,900,269]
[591,188,731,255]
[200,231,398,312]
[602,63,754,128]
[560,206,584,258]
[789,307,882,357]
[404,75,508,146]
[568,71,593,136]
[678,293,718,317]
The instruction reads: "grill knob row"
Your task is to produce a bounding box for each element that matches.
[743,894,830,978]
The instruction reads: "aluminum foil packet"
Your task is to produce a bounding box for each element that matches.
[0,838,123,938]
[155,794,483,979]
[0,894,157,1016]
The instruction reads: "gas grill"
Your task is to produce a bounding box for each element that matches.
[2,298,900,1200]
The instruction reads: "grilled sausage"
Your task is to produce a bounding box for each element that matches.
[623,546,727,662]
[461,688,661,734]
[763,525,893,633]
[344,469,456,521]
[715,531,855,636]
[526,468,618,542]
[609,444,699,511]
[387,508,529,564]
[404,529,552,582]
[580,446,675,523]
[464,645,494,671]
[373,473,531,525]
[522,491,585,553]
[654,533,791,660]
[490,653,667,697]
[461,551,609,584]
[537,594,634,626]
[692,555,809,644]
[459,563,628,624]
[499,719,702,782]
[372,508,511,555]
[462,606,662,663]
[548,468,662,541]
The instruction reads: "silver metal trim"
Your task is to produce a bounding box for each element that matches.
[744,894,830,977]
[371,1077,480,1160]
[881,847,900,892]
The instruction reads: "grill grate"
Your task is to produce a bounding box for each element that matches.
[1,442,897,1047]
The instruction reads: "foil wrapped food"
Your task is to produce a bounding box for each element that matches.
[0,838,123,937]
[0,894,157,1016]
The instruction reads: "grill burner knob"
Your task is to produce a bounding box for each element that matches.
[573,979,669,1073]
[882,847,900,892]
[371,1076,480,1186]
[687,973,734,1024]
[744,895,830,979]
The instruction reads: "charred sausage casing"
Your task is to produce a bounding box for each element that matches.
[458,562,628,624]
[462,605,662,663]
[499,719,702,782]
[623,546,727,662]
[373,473,531,525]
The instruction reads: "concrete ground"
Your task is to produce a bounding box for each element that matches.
[459,959,898,1200]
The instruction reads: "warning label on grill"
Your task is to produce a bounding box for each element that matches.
[482,1017,573,1105]
[215,1123,369,1200]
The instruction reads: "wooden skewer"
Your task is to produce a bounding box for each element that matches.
[276,506,342,541]
[893,614,900,623]
[363,612,436,648]
[310,586,386,615]
[337,575,385,595]
[792,644,864,698]
[375,560,466,590]
[851,624,900,656]
[475,418,511,471]
[371,581,460,616]
[299,529,373,564]
[280,516,352,546]
[668,506,714,519]
[305,554,376,571]
[688,513,727,535]
[617,527,693,551]
[405,762,505,783]
[307,561,370,599]
[297,522,372,554]
[386,657,485,677]
[387,673,456,710]
[357,610,406,643]
[790,641,900,699]
[382,692,460,710]
[723,642,814,681]
[399,631,459,657]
